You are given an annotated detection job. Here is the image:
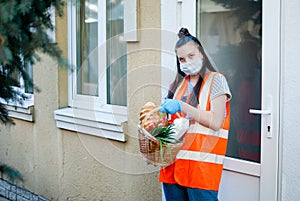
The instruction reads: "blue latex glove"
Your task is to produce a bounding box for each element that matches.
[160,99,182,114]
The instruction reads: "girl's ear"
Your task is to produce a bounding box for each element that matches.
[200,52,204,60]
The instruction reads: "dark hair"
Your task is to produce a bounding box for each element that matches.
[167,28,216,107]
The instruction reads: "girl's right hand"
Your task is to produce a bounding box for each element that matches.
[160,99,182,114]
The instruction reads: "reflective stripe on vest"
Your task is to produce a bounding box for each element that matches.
[188,124,229,139]
[176,150,225,164]
[198,72,215,111]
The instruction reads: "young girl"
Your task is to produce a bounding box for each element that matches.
[159,28,231,201]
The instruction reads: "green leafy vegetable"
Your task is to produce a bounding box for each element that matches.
[150,124,181,144]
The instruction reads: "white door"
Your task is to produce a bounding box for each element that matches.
[161,0,280,200]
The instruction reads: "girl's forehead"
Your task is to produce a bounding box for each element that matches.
[176,42,200,55]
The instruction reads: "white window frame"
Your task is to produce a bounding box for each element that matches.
[1,6,56,123]
[0,87,34,122]
[0,61,34,122]
[68,0,127,114]
[54,0,128,142]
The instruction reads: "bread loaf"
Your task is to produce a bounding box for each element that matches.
[139,102,161,130]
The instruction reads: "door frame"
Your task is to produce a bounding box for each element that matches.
[161,0,281,200]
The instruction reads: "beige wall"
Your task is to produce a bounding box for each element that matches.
[0,54,61,200]
[0,0,163,200]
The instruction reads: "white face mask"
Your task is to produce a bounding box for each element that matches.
[180,58,203,75]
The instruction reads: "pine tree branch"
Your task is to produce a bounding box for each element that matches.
[0,0,66,125]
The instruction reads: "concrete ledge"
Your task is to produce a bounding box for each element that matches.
[54,107,127,142]
[0,99,34,122]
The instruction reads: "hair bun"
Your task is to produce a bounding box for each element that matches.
[178,28,191,39]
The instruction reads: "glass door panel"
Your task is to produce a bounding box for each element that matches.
[196,0,262,163]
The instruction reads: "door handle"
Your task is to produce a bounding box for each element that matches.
[249,108,272,138]
[249,96,273,138]
[249,109,271,115]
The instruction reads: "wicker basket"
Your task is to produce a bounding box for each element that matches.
[138,125,183,167]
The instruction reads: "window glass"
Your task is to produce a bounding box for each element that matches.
[106,0,127,106]
[24,63,33,94]
[196,0,262,163]
[76,0,99,96]
[74,0,127,106]
[9,62,33,95]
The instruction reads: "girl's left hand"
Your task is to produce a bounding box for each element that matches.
[160,99,182,114]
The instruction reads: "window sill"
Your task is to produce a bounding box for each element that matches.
[0,99,34,122]
[54,107,128,142]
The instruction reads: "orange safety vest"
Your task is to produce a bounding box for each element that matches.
[159,72,231,191]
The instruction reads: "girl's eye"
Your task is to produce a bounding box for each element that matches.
[179,58,185,62]
[189,54,195,58]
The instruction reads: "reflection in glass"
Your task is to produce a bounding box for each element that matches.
[106,0,127,106]
[76,0,98,96]
[24,63,33,94]
[196,0,262,163]
[10,58,33,94]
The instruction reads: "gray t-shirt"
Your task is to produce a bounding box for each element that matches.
[185,73,231,102]
[210,73,232,101]
[185,72,231,117]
